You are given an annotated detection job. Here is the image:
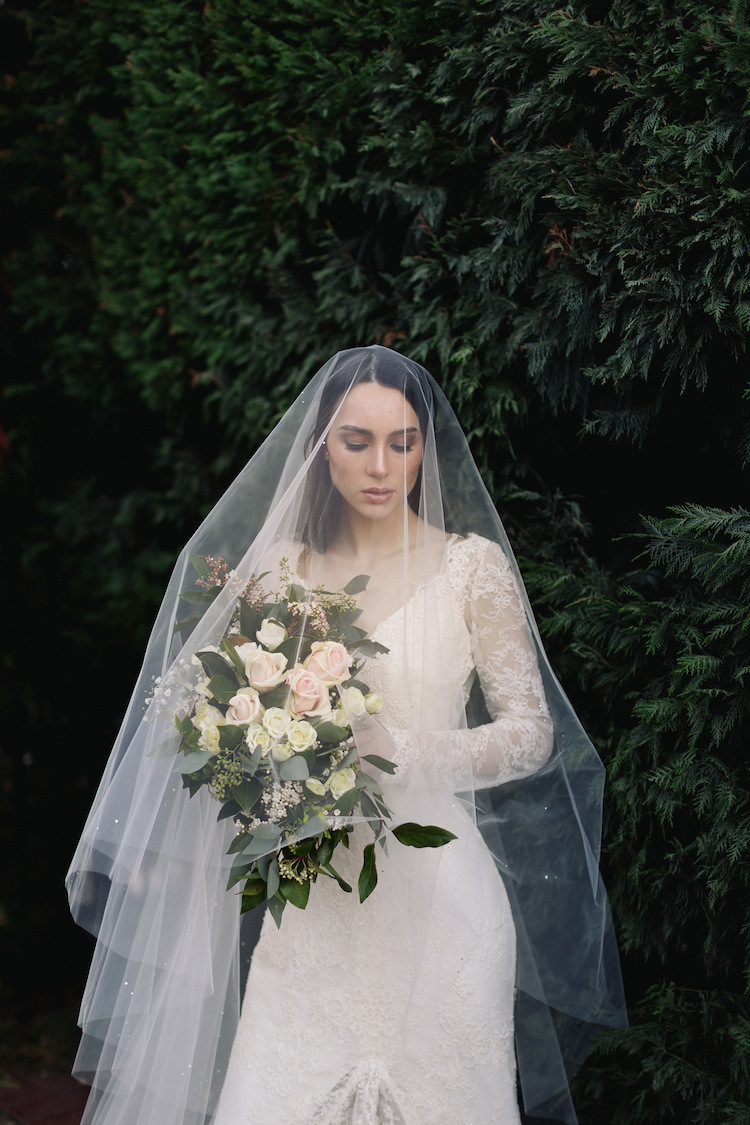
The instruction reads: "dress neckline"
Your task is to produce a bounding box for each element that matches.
[292,533,464,640]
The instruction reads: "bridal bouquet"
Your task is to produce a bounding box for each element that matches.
[171,555,455,926]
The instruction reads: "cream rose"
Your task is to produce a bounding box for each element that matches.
[256,619,287,651]
[287,720,317,752]
[272,742,295,762]
[286,666,331,718]
[245,724,271,753]
[193,700,225,732]
[340,686,367,717]
[328,767,357,799]
[226,687,264,725]
[304,641,353,685]
[262,707,291,740]
[364,691,384,715]
[236,642,288,690]
[305,777,327,796]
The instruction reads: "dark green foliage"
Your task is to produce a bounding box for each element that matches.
[2,0,750,1117]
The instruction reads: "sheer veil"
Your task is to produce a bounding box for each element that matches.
[67,345,626,1125]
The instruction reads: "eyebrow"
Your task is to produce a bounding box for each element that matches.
[337,425,419,437]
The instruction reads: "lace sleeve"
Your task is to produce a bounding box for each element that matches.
[384,537,554,790]
[458,537,554,785]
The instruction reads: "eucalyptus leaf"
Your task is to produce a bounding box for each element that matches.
[392,823,458,849]
[267,895,286,928]
[354,638,390,657]
[227,858,255,890]
[173,750,213,774]
[315,721,349,744]
[179,588,220,605]
[217,798,241,822]
[362,754,397,775]
[221,638,246,676]
[148,734,180,759]
[344,574,370,595]
[333,788,361,816]
[279,755,310,781]
[266,856,280,900]
[358,843,378,902]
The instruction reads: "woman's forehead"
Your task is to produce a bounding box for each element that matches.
[334,381,421,431]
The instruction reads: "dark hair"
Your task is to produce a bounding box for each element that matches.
[299,346,435,554]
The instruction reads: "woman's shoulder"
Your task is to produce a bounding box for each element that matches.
[445,532,501,599]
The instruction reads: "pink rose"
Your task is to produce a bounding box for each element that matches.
[304,641,353,685]
[226,688,263,725]
[286,666,331,718]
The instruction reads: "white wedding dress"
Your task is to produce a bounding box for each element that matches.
[212,535,553,1125]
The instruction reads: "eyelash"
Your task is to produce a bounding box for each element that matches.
[344,442,414,453]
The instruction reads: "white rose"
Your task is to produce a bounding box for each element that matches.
[328,767,357,799]
[193,700,225,732]
[340,686,367,717]
[329,705,348,729]
[256,618,287,651]
[364,691,384,715]
[305,777,327,796]
[262,707,291,740]
[287,720,317,752]
[245,723,272,753]
[272,742,295,762]
[226,687,264,725]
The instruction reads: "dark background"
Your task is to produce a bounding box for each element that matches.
[1,1,749,1120]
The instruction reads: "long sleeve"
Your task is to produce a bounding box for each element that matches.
[379,536,554,790]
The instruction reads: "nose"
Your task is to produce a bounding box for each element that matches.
[367,444,388,478]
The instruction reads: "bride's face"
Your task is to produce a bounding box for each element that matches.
[326,382,424,524]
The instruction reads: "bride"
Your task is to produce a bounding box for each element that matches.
[67,346,626,1125]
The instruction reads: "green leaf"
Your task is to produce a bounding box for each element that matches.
[217,798,241,822]
[321,863,352,894]
[362,754,397,774]
[358,843,378,902]
[267,895,286,928]
[239,886,266,914]
[316,836,334,868]
[231,778,262,813]
[173,750,213,774]
[353,638,389,657]
[344,573,370,595]
[148,734,180,759]
[221,638,245,676]
[198,650,235,680]
[179,588,221,605]
[209,674,240,704]
[333,787,361,815]
[280,877,311,909]
[227,857,255,890]
[218,724,246,752]
[239,600,261,640]
[391,822,458,849]
[315,721,349,744]
[266,856,280,900]
[189,553,211,579]
[279,755,310,781]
